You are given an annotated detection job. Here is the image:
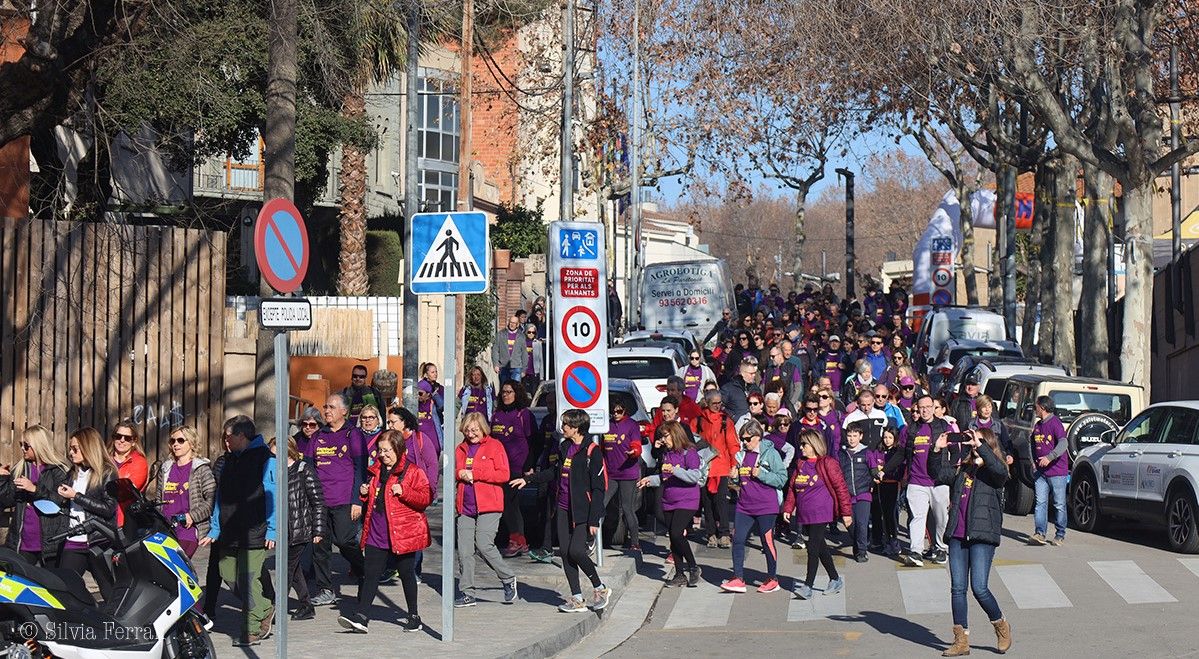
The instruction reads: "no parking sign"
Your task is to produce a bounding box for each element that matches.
[550,221,609,433]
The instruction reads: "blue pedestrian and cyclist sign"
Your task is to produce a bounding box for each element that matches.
[409,212,490,295]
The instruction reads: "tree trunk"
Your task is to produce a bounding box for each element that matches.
[1021,165,1049,356]
[1050,153,1078,375]
[336,87,370,296]
[256,0,298,437]
[1119,182,1154,393]
[790,186,808,289]
[1078,164,1110,377]
[956,184,980,305]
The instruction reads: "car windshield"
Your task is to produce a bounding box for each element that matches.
[934,315,1006,347]
[949,347,1020,364]
[1049,390,1133,425]
[609,357,675,380]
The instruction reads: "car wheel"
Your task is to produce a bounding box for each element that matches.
[1007,479,1035,516]
[1069,471,1104,532]
[1166,487,1199,554]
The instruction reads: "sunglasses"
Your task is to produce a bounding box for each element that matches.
[778,419,792,425]
[819,394,831,400]
[113,434,133,442]
[361,415,379,421]
[876,394,889,400]
[902,385,915,390]
[804,407,820,412]
[739,436,757,442]
[690,356,702,361]
[613,409,626,415]
[20,443,31,450]
[750,400,764,406]
[526,332,536,336]
[302,421,319,427]
[169,436,188,445]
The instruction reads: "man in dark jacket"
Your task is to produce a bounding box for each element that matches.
[200,415,277,647]
[720,359,761,421]
[950,375,981,427]
[885,396,952,567]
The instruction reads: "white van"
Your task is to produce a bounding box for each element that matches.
[638,259,735,344]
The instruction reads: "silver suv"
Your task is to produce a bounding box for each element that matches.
[913,306,1008,376]
[1071,402,1199,553]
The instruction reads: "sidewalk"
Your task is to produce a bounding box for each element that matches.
[198,504,642,658]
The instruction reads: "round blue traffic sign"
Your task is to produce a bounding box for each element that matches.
[562,361,602,409]
[255,198,310,294]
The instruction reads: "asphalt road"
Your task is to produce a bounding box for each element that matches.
[599,512,1199,658]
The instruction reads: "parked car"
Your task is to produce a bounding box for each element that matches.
[912,306,1008,376]
[607,345,687,409]
[927,338,1024,395]
[618,329,701,358]
[967,359,1070,401]
[1070,402,1199,553]
[530,378,650,431]
[998,374,1145,515]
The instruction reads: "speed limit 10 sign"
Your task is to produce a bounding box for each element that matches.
[550,221,609,433]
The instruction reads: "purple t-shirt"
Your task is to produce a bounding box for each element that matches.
[417,382,442,454]
[953,473,975,540]
[492,408,534,476]
[820,411,843,446]
[365,506,390,549]
[307,424,365,507]
[504,329,520,362]
[602,416,642,481]
[659,448,701,512]
[461,386,490,418]
[19,464,42,553]
[735,452,780,516]
[906,423,936,487]
[1033,415,1069,477]
[161,462,197,546]
[682,366,704,401]
[558,442,583,511]
[525,339,537,376]
[792,459,834,525]
[461,443,481,517]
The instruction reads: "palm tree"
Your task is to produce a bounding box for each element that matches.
[335,0,408,296]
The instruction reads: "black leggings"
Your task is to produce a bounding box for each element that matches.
[286,543,311,605]
[871,482,900,545]
[356,546,418,618]
[803,523,839,586]
[556,513,601,596]
[701,477,730,538]
[663,508,697,570]
[501,482,525,544]
[59,548,115,602]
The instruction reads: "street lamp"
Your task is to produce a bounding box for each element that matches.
[835,168,855,299]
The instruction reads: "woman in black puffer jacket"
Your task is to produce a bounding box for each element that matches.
[929,427,1011,657]
[269,436,327,621]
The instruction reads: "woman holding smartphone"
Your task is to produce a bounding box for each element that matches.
[930,427,1012,656]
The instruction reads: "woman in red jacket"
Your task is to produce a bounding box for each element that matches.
[338,430,431,634]
[783,428,852,601]
[691,390,739,548]
[453,412,518,608]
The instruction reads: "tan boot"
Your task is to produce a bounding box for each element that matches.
[942,625,970,656]
[992,618,1011,654]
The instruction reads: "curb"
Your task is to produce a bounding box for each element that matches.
[498,553,640,659]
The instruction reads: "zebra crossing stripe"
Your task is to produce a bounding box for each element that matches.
[996,564,1073,609]
[897,569,951,615]
[1089,560,1177,604]
[663,583,734,630]
[786,581,847,621]
[1178,558,1199,581]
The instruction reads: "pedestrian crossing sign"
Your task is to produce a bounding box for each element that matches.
[408,211,490,295]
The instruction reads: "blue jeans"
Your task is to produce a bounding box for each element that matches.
[499,367,523,386]
[948,538,1003,628]
[1034,474,1068,539]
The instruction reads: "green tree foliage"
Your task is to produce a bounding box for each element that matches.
[366,230,404,296]
[491,203,547,258]
[465,292,496,365]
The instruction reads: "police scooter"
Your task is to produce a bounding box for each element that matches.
[0,478,214,658]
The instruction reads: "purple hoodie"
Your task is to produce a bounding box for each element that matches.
[491,407,535,477]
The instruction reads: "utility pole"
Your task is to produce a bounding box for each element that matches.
[402,0,422,412]
[1170,44,1182,265]
[628,0,641,327]
[560,0,575,222]
[1000,166,1018,338]
[455,0,473,390]
[836,168,855,299]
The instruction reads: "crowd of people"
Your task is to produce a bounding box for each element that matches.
[0,280,1088,655]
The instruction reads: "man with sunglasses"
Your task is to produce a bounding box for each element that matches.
[862,331,890,381]
[843,388,888,449]
[341,365,384,426]
[873,383,908,432]
[762,346,803,413]
[678,352,716,403]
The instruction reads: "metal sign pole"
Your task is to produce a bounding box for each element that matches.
[594,435,603,568]
[440,295,458,642]
[273,328,290,659]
